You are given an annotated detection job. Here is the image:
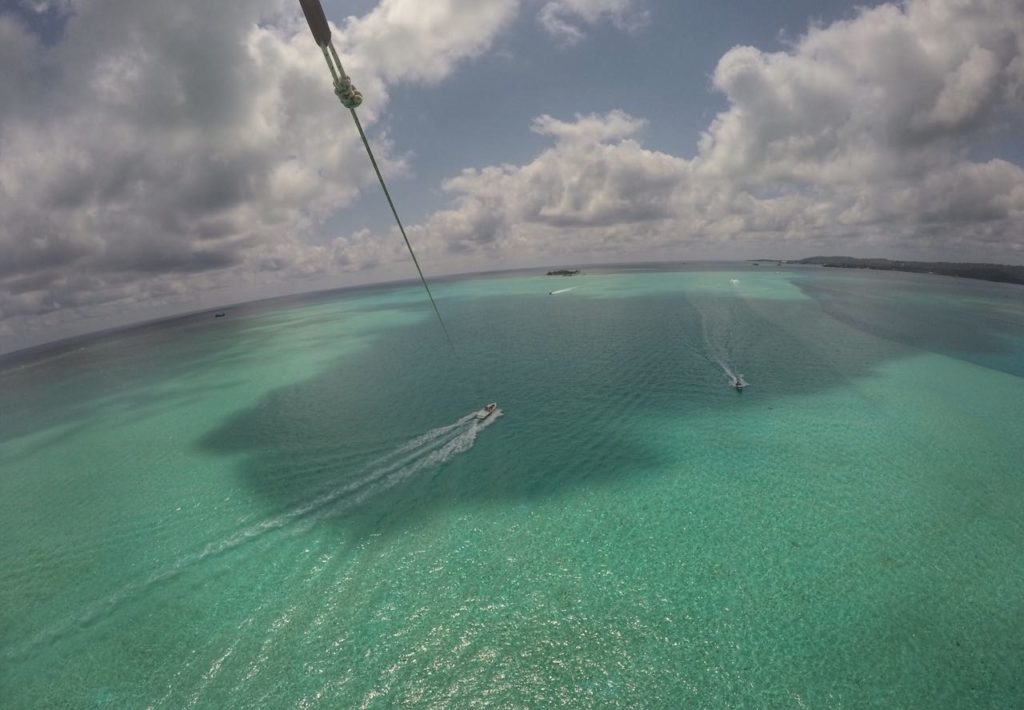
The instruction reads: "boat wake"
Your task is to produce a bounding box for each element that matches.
[694,295,748,387]
[549,287,576,295]
[7,408,501,660]
[715,357,737,380]
[310,407,502,524]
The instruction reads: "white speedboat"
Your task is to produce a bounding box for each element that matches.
[476,402,497,420]
[730,375,748,390]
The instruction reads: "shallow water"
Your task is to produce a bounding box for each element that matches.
[2,264,1022,707]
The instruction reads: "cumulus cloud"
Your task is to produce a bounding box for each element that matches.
[686,0,1024,254]
[418,110,684,253]
[342,0,520,84]
[0,0,522,346]
[537,0,649,45]
[412,0,1024,263]
[1,1,363,317]
[2,0,1023,352]
[698,0,1024,185]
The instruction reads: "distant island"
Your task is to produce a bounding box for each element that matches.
[546,269,580,276]
[790,256,1024,286]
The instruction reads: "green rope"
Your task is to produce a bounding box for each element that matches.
[321,41,453,348]
[348,107,454,348]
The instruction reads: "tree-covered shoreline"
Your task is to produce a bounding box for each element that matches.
[790,257,1024,286]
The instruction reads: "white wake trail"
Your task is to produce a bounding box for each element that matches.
[695,297,742,382]
[9,409,500,660]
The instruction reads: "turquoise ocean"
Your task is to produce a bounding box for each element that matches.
[2,264,1023,707]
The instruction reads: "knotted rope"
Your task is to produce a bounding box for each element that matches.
[315,40,453,349]
[321,44,363,109]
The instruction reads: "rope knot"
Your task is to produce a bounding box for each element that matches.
[334,76,363,109]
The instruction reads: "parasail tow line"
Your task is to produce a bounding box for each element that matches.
[298,0,453,348]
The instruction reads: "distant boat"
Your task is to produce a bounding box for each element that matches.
[729,374,748,391]
[214,312,226,318]
[476,402,497,420]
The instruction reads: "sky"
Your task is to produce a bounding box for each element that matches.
[1,0,1022,353]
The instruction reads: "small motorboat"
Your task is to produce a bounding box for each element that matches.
[730,375,748,391]
[476,402,497,420]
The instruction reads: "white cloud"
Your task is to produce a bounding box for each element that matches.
[537,0,649,45]
[409,110,685,258]
[698,0,1024,185]
[340,0,520,84]
[2,0,1023,352]
[0,0,522,346]
[531,110,646,143]
[409,0,1024,263]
